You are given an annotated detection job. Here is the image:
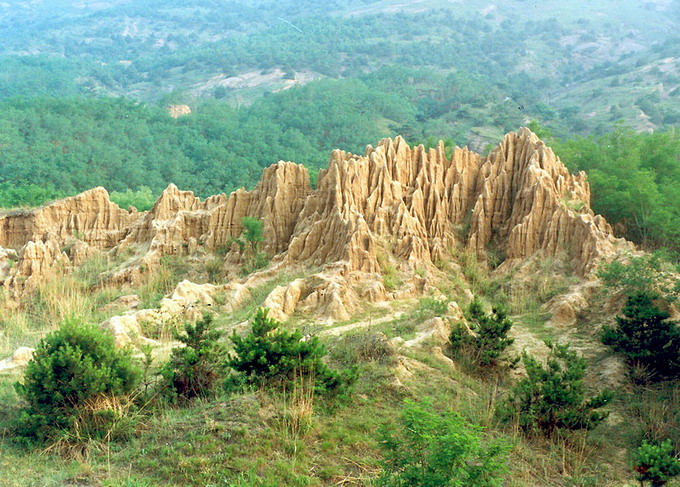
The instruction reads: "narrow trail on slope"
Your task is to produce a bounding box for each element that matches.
[319,312,404,337]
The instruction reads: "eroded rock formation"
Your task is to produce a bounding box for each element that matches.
[0,128,629,321]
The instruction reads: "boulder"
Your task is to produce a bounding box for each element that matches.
[0,346,35,371]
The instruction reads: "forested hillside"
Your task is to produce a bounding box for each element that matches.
[0,0,679,252]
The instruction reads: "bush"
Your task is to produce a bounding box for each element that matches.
[228,308,354,394]
[412,297,449,321]
[160,313,227,401]
[109,186,156,211]
[15,320,140,443]
[499,342,612,437]
[634,440,680,487]
[378,398,509,486]
[238,216,269,275]
[597,252,680,303]
[450,298,514,367]
[329,331,398,367]
[241,216,263,248]
[627,383,680,454]
[602,292,680,381]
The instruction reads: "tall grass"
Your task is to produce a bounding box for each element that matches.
[276,369,316,447]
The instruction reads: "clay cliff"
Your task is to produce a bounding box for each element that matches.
[0,128,628,315]
[282,128,619,275]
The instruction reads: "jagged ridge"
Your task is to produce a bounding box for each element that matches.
[0,129,627,314]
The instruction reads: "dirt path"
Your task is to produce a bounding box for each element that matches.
[320,312,404,337]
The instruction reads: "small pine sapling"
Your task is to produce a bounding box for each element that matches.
[500,341,612,437]
[160,313,227,401]
[634,440,680,487]
[450,298,515,367]
[228,308,355,395]
[602,292,680,381]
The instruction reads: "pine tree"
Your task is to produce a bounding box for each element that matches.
[15,320,140,442]
[450,298,514,367]
[160,313,227,401]
[228,308,353,394]
[500,342,612,437]
[602,292,680,381]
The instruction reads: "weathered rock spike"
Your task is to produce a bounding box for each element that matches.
[0,129,630,306]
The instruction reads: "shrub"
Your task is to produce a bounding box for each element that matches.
[459,250,490,294]
[241,216,263,248]
[330,330,398,367]
[228,308,354,394]
[15,320,140,443]
[602,292,680,381]
[627,383,680,453]
[378,398,509,486]
[499,342,612,437]
[160,313,227,401]
[597,252,680,303]
[377,252,402,292]
[239,250,269,277]
[450,298,514,367]
[634,440,680,487]
[412,297,449,321]
[238,216,268,275]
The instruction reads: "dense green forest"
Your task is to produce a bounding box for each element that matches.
[1,84,678,250]
[1,0,679,130]
[553,127,680,250]
[0,70,521,198]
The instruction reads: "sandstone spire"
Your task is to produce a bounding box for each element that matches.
[0,129,628,306]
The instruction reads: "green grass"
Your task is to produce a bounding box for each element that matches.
[2,242,679,486]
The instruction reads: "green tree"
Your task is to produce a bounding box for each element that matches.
[15,320,140,442]
[0,182,67,208]
[602,292,680,381]
[110,186,156,211]
[240,216,264,250]
[238,216,268,275]
[634,440,680,487]
[500,342,612,437]
[228,308,352,394]
[379,398,509,487]
[554,126,680,250]
[160,313,227,401]
[450,298,514,367]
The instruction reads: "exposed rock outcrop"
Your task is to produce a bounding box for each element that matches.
[3,235,69,296]
[0,129,630,322]
[284,129,622,275]
[167,104,191,119]
[0,187,138,250]
[0,346,35,372]
[100,279,252,346]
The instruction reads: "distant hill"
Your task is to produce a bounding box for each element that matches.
[0,0,678,137]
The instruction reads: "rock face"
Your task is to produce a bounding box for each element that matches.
[167,104,192,118]
[100,279,252,346]
[0,187,138,250]
[0,129,629,319]
[284,129,621,275]
[0,346,35,372]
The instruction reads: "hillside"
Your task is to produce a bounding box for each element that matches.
[3,130,677,486]
[1,1,679,254]
[0,2,679,485]
[1,0,678,135]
